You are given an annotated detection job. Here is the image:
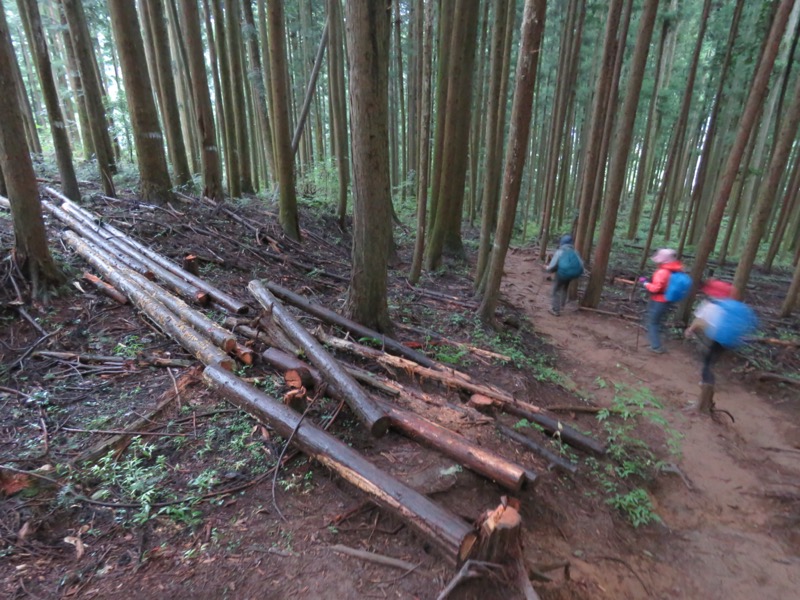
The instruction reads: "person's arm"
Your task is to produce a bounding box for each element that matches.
[545,249,561,272]
[644,268,668,294]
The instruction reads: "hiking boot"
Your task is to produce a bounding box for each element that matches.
[649,346,666,354]
[548,308,560,316]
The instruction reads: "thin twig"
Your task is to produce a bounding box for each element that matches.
[8,328,63,370]
[271,394,317,522]
[62,427,189,437]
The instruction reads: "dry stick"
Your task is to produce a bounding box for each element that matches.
[63,231,237,354]
[81,272,128,304]
[63,427,188,437]
[496,424,578,475]
[203,366,477,565]
[248,281,389,438]
[63,232,234,370]
[271,396,316,523]
[316,331,606,456]
[330,544,421,573]
[45,188,248,314]
[8,328,63,370]
[264,281,439,368]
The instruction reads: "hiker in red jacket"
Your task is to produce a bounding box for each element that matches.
[639,248,683,353]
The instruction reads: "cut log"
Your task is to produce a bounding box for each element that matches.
[82,272,128,304]
[249,280,389,438]
[183,255,199,275]
[203,365,476,564]
[317,332,606,456]
[46,188,248,313]
[263,281,439,368]
[496,424,578,474]
[234,343,255,365]
[380,401,535,491]
[63,232,234,369]
[473,501,523,563]
[261,348,527,489]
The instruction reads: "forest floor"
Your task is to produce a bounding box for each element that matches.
[1,190,799,599]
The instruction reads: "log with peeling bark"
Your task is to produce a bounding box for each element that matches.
[496,424,578,474]
[316,331,607,456]
[248,280,389,438]
[260,347,528,490]
[46,188,248,313]
[203,365,477,564]
[82,272,128,304]
[44,200,209,306]
[63,232,234,369]
[263,281,439,368]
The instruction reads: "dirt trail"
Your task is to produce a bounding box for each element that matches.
[503,249,800,600]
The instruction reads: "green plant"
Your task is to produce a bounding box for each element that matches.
[608,488,661,528]
[113,334,145,359]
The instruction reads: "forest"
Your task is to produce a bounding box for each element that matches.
[1,0,799,598]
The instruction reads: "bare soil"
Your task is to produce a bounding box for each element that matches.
[1,193,798,599]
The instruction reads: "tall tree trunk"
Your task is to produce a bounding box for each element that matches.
[178,0,224,201]
[0,0,63,298]
[211,0,239,197]
[732,71,800,292]
[61,0,115,196]
[780,255,800,317]
[56,4,92,159]
[327,0,349,227]
[478,0,546,323]
[680,0,795,322]
[227,0,253,193]
[344,0,393,332]
[581,0,660,308]
[267,0,300,241]
[765,147,800,271]
[17,0,80,202]
[409,0,434,284]
[144,0,192,186]
[108,0,172,205]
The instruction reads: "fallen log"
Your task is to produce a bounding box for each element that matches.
[203,365,477,564]
[746,337,799,348]
[753,372,800,386]
[82,272,127,304]
[63,232,234,369]
[264,281,439,369]
[47,189,248,314]
[249,280,389,438]
[317,332,606,456]
[261,348,527,490]
[496,424,578,474]
[396,323,512,362]
[44,200,209,306]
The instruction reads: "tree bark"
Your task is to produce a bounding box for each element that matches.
[17,0,80,203]
[226,0,253,194]
[108,0,173,205]
[0,1,64,299]
[344,0,393,331]
[478,0,546,322]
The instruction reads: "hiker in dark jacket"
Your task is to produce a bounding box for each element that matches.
[545,234,584,316]
[640,248,683,353]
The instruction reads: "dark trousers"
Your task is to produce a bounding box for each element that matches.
[702,341,725,385]
[552,279,569,313]
[645,299,671,350]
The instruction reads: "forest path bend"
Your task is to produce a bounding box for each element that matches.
[502,248,800,600]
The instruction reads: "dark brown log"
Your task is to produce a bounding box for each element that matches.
[496,424,578,474]
[262,348,319,389]
[224,318,274,346]
[249,280,389,438]
[318,332,606,455]
[63,231,234,369]
[46,188,248,313]
[264,281,439,368]
[183,254,199,275]
[234,343,254,365]
[380,402,534,491]
[82,272,128,304]
[203,365,476,564]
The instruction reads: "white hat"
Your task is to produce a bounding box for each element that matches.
[650,248,677,264]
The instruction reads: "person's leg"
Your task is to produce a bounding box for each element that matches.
[551,279,562,315]
[702,342,725,385]
[559,280,569,310]
[646,300,668,350]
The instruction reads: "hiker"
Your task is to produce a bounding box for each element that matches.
[639,248,688,353]
[544,234,584,316]
[684,279,734,385]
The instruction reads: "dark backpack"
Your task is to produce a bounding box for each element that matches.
[557,248,583,281]
[664,272,691,302]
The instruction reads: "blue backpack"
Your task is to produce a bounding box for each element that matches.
[557,248,583,281]
[664,272,692,302]
[707,299,758,349]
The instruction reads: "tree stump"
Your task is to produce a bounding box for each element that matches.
[474,500,522,563]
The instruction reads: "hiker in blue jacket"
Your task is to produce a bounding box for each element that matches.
[545,234,584,316]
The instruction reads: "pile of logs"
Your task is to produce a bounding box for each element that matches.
[6,190,608,576]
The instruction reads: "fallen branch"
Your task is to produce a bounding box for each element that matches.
[330,544,421,573]
[746,337,799,348]
[81,272,128,304]
[249,280,389,438]
[264,281,439,368]
[496,424,578,474]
